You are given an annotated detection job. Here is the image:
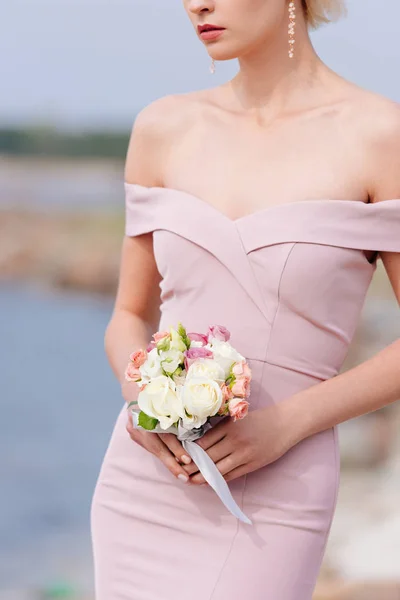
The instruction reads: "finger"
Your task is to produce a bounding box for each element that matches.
[158,433,192,465]
[126,412,143,437]
[204,437,232,464]
[126,414,140,441]
[183,424,229,476]
[151,438,190,483]
[181,459,200,476]
[190,453,243,485]
[224,464,252,482]
[195,425,227,451]
[126,429,147,451]
[182,438,232,477]
[125,417,190,482]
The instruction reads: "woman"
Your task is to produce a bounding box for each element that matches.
[91,1,400,598]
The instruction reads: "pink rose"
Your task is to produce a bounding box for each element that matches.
[217,401,230,416]
[187,332,208,346]
[146,340,156,352]
[184,346,213,370]
[231,376,251,398]
[232,360,252,380]
[129,349,147,368]
[218,384,233,416]
[221,382,234,402]
[125,362,142,382]
[153,330,170,343]
[207,325,231,342]
[228,397,250,422]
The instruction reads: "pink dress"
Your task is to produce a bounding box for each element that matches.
[91,183,400,600]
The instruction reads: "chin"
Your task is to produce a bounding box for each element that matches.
[208,46,242,62]
[209,36,257,62]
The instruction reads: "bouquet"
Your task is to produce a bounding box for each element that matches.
[125,322,252,524]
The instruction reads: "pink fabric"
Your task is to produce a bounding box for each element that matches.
[91,183,400,600]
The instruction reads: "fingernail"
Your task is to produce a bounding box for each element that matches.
[178,473,189,483]
[181,454,192,464]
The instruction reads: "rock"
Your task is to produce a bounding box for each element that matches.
[0,210,122,295]
[313,581,400,600]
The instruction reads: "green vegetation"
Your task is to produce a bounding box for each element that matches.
[0,125,131,158]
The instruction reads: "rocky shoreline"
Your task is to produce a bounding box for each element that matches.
[1,209,123,295]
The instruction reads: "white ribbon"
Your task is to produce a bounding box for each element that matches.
[130,410,252,525]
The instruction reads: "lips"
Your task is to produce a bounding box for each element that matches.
[198,24,225,33]
[199,28,225,41]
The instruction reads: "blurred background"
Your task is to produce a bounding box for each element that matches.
[1,1,400,598]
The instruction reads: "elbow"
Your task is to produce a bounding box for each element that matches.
[104,315,116,359]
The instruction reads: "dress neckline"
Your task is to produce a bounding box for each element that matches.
[124,182,400,226]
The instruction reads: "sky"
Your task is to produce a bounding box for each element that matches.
[2,0,400,131]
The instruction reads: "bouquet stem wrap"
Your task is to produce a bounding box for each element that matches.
[131,410,252,525]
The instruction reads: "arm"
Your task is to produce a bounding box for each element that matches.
[282,336,400,447]
[107,93,184,383]
[105,97,193,480]
[285,101,400,444]
[105,97,165,385]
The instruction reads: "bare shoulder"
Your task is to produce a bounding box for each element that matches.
[130,92,199,135]
[363,93,400,202]
[357,89,400,144]
[124,91,211,186]
[344,86,400,201]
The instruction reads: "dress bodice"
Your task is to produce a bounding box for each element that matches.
[124,183,400,381]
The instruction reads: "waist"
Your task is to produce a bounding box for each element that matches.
[159,312,339,381]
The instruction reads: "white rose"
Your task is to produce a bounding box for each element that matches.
[138,375,184,430]
[186,359,225,383]
[190,340,204,348]
[139,347,163,383]
[207,339,245,379]
[181,411,208,430]
[172,372,187,387]
[159,348,184,375]
[180,376,223,429]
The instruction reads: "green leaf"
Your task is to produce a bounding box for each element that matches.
[222,403,230,416]
[162,370,174,379]
[177,322,191,349]
[225,374,235,386]
[127,400,139,409]
[156,336,170,352]
[138,411,158,430]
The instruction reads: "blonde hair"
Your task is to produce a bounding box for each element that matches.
[302,0,346,29]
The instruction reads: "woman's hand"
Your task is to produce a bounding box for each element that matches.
[181,403,299,484]
[122,381,193,482]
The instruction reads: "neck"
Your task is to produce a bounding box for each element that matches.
[229,17,329,119]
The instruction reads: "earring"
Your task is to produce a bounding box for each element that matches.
[288,1,296,58]
[209,58,216,74]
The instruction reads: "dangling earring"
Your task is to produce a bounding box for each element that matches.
[288,1,296,59]
[209,57,216,74]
